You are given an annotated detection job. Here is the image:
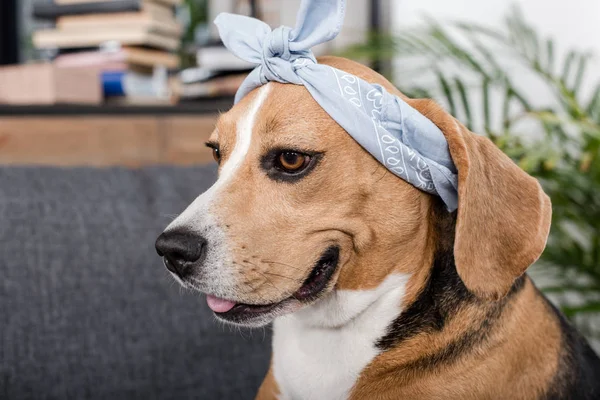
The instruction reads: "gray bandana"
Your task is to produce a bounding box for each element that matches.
[215,0,458,211]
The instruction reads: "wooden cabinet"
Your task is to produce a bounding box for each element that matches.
[0,103,229,166]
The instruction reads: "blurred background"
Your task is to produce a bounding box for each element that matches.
[0,0,598,398]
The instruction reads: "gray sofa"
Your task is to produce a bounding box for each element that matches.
[0,166,270,399]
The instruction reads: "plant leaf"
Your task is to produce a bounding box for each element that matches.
[454,78,472,130]
[572,53,590,95]
[546,39,555,74]
[502,85,513,133]
[587,82,600,119]
[561,50,576,86]
[562,303,600,317]
[483,77,491,135]
[436,71,456,116]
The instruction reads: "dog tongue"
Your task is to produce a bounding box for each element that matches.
[206,295,236,313]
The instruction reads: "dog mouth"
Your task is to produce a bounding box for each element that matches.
[208,246,340,326]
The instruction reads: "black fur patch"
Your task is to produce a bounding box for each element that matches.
[376,249,474,350]
[376,202,526,370]
[541,295,600,400]
[376,245,525,369]
[375,199,600,394]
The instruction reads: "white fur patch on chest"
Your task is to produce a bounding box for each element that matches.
[272,273,410,400]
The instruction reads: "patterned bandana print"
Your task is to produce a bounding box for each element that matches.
[215,0,458,211]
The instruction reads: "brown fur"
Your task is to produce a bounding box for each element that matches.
[208,56,561,399]
[349,277,561,400]
[256,363,279,400]
[207,65,434,305]
[413,99,552,300]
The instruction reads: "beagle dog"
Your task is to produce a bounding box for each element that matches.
[156,56,600,400]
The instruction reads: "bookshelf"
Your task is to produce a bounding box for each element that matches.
[0,0,389,166]
[0,97,233,116]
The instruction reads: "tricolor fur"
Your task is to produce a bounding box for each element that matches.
[158,57,600,400]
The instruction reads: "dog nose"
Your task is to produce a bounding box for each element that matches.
[155,230,207,278]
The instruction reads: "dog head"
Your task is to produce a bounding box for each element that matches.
[156,57,551,327]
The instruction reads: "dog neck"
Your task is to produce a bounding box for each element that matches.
[271,249,527,400]
[270,202,527,400]
[272,271,411,400]
[270,204,442,400]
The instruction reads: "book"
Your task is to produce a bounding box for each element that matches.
[179,67,249,84]
[101,69,170,98]
[54,47,179,69]
[102,71,128,96]
[179,67,222,84]
[0,63,102,105]
[33,27,180,51]
[33,0,172,20]
[104,96,174,106]
[173,74,246,99]
[196,46,255,71]
[62,60,129,72]
[56,12,183,37]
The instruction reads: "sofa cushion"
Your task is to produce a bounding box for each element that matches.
[0,166,270,400]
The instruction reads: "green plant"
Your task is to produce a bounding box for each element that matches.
[346,7,600,336]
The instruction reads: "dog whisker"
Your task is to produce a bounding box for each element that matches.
[244,260,302,300]
[262,271,303,283]
[251,269,300,302]
[239,281,273,305]
[246,260,300,284]
[233,282,255,295]
[241,277,263,293]
[370,164,381,176]
[261,260,303,271]
[375,168,388,184]
[246,260,301,282]
[159,213,180,221]
[255,271,289,295]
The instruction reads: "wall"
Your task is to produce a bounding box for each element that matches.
[391,0,599,98]
[392,0,599,53]
[388,0,599,136]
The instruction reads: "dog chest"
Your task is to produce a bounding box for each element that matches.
[272,274,409,400]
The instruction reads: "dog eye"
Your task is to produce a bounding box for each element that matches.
[205,142,221,164]
[261,148,322,182]
[212,148,221,163]
[276,152,310,173]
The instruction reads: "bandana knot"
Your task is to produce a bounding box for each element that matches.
[258,25,315,85]
[214,0,459,211]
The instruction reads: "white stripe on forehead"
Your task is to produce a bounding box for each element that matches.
[219,83,271,183]
[167,83,271,231]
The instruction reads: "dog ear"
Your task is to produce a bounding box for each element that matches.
[411,99,552,300]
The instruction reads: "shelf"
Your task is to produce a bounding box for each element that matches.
[0,97,235,117]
